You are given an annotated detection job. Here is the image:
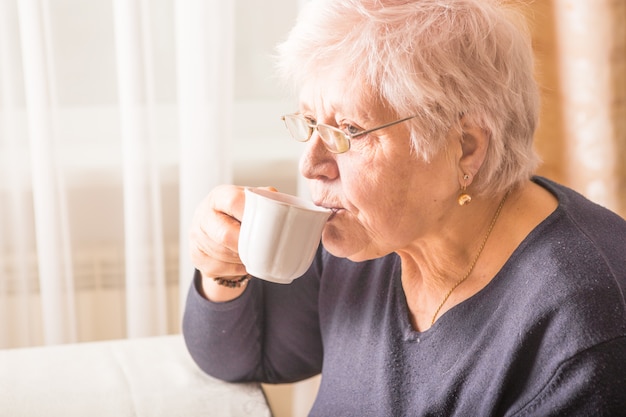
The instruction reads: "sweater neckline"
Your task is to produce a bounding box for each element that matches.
[395,176,565,340]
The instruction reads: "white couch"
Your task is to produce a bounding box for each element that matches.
[0,335,271,417]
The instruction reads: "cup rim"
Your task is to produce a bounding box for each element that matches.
[245,188,331,214]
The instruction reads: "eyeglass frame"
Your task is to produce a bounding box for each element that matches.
[280,113,418,154]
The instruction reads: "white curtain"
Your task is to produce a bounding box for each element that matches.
[0,0,234,348]
[1,0,313,415]
[174,0,233,313]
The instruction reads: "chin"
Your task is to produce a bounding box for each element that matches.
[321,226,375,262]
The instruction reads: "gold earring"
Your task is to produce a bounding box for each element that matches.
[458,174,472,206]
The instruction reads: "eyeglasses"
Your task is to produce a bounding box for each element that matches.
[281,113,417,154]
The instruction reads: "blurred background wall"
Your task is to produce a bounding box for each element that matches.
[529,0,626,217]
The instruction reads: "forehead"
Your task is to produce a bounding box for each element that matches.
[297,71,389,121]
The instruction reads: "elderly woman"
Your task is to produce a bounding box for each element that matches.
[183,0,626,415]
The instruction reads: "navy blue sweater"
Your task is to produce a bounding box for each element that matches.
[183,178,626,416]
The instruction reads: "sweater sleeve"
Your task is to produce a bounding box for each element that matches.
[182,270,264,382]
[511,336,626,417]
[182,252,324,384]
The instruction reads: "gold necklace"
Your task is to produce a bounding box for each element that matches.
[430,191,510,326]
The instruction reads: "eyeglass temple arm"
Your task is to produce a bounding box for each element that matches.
[352,114,417,138]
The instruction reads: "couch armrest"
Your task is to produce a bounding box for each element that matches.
[0,335,271,417]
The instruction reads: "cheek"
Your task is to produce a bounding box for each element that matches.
[343,170,410,231]
[339,143,422,212]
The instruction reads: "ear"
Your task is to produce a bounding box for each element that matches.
[457,116,489,186]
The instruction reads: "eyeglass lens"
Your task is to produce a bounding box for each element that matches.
[283,115,312,142]
[316,125,349,153]
[283,115,350,154]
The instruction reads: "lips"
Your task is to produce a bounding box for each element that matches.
[311,193,344,211]
[313,200,343,219]
[315,202,341,211]
[328,208,341,220]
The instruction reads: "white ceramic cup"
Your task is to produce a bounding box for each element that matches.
[238,188,332,284]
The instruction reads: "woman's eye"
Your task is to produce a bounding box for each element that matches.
[344,124,362,136]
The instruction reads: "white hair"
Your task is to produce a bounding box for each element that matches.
[276,0,541,195]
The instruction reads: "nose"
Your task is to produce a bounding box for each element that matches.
[299,130,339,181]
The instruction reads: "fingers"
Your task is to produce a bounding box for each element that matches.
[210,184,246,224]
[189,185,278,279]
[189,185,243,277]
[189,225,247,278]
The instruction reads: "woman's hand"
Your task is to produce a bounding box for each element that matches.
[190,184,249,302]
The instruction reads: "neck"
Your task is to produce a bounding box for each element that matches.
[397,191,510,331]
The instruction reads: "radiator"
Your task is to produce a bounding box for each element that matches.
[1,243,180,292]
[0,243,182,346]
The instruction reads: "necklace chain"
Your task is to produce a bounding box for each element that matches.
[430,191,510,326]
